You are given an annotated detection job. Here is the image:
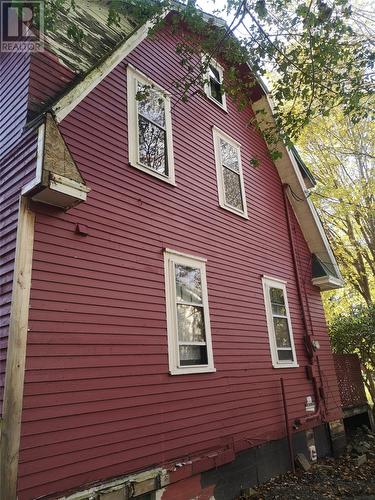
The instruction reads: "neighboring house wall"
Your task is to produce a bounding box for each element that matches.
[17,26,342,499]
[0,51,30,157]
[28,51,76,114]
[0,51,38,413]
[0,45,79,418]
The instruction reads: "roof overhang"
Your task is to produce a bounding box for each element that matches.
[252,95,344,291]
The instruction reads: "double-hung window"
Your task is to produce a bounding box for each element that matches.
[127,65,175,184]
[262,276,298,368]
[204,58,227,110]
[164,249,215,375]
[213,126,248,218]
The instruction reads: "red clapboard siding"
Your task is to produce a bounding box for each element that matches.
[18,25,341,499]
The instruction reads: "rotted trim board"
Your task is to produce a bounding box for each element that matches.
[61,424,333,500]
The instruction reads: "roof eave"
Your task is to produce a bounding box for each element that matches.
[251,94,343,288]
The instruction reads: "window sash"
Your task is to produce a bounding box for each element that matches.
[222,162,240,176]
[138,106,167,132]
[222,165,243,211]
[137,115,168,175]
[203,58,227,110]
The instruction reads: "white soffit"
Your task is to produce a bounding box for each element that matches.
[252,96,343,285]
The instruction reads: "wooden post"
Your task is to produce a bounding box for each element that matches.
[0,197,35,500]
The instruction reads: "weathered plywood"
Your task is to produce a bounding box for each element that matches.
[43,113,84,184]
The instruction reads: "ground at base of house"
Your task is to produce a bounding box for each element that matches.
[237,426,375,500]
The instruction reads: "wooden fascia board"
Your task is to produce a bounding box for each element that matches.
[251,96,343,285]
[53,10,171,123]
[0,198,35,500]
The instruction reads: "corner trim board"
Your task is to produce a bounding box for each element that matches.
[21,123,45,195]
[0,197,35,500]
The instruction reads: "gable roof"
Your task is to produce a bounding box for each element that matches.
[30,3,343,290]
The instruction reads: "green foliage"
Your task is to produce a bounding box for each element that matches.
[38,0,374,149]
[298,106,374,322]
[329,304,375,404]
[329,304,375,358]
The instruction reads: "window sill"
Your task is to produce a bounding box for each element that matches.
[205,93,228,112]
[272,363,299,369]
[169,366,217,376]
[129,161,176,186]
[219,203,248,220]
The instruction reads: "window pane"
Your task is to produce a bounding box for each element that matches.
[175,265,202,304]
[209,65,223,104]
[209,78,223,103]
[137,84,165,128]
[220,139,239,172]
[270,287,285,305]
[277,349,294,361]
[177,304,205,342]
[223,166,243,211]
[209,64,220,82]
[273,317,291,348]
[272,304,287,316]
[138,116,167,175]
[179,345,208,366]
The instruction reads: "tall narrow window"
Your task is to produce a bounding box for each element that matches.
[164,249,215,375]
[262,276,298,368]
[127,65,175,184]
[203,58,227,110]
[213,126,248,218]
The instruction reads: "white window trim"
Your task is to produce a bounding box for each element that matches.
[127,64,175,185]
[164,249,216,375]
[203,57,227,111]
[212,126,248,219]
[262,276,298,369]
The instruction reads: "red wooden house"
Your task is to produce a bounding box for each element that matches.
[0,2,345,499]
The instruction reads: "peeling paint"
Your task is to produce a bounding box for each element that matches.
[43,0,137,73]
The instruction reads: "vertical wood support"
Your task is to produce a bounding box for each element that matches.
[0,197,35,500]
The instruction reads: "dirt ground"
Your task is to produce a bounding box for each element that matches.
[237,426,375,500]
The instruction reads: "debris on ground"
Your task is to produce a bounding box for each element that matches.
[237,425,375,499]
